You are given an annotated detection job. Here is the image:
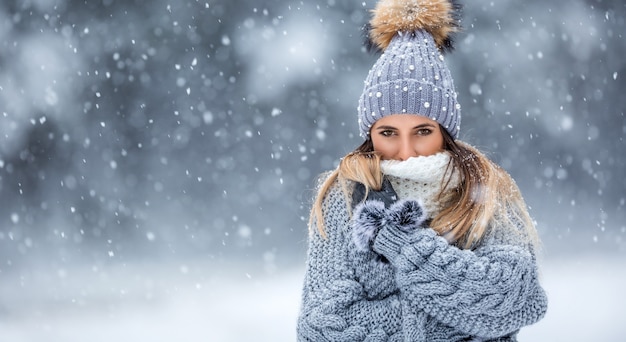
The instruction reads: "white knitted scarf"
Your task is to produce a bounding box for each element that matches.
[381,152,461,218]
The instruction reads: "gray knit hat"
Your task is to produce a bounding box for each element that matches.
[357,0,462,139]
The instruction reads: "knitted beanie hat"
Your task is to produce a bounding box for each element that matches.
[357,0,462,139]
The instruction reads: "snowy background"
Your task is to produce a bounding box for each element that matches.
[1,0,625,341]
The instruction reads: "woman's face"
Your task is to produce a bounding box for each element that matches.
[370,114,444,160]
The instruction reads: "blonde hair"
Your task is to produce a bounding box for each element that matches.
[309,132,538,250]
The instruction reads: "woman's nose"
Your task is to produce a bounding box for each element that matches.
[397,140,417,161]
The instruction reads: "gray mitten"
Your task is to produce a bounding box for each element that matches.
[350,178,398,252]
[352,198,428,252]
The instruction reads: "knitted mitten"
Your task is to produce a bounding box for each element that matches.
[352,199,427,252]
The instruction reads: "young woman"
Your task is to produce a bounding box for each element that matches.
[297,0,548,341]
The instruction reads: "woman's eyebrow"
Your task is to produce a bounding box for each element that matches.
[412,123,436,129]
[374,122,436,131]
[374,125,398,130]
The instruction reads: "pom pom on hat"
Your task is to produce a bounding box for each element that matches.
[367,0,462,53]
[357,0,463,140]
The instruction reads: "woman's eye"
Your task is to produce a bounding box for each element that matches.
[380,130,395,137]
[416,128,432,135]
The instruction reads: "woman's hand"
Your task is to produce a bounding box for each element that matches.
[351,197,427,252]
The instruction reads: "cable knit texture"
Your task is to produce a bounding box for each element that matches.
[297,154,548,341]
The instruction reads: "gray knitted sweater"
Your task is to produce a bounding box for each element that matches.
[297,153,547,341]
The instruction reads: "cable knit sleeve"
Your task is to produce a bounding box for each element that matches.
[372,200,548,339]
[297,179,403,342]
